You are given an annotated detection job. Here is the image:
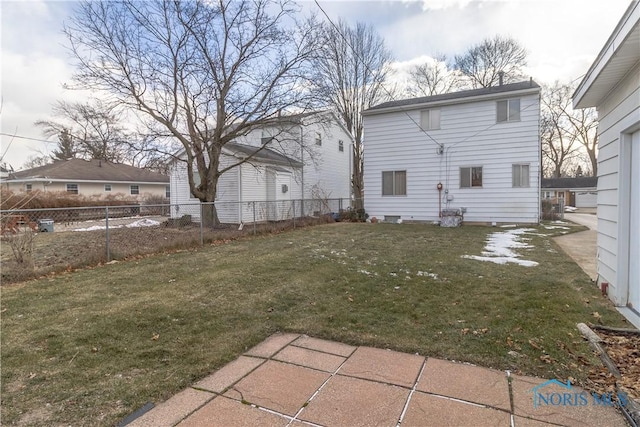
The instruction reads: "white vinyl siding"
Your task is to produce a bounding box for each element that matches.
[512,164,530,187]
[363,89,540,223]
[587,63,640,306]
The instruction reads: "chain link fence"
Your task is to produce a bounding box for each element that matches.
[541,197,565,220]
[1,198,351,283]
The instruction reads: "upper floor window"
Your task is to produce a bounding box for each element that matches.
[261,130,273,145]
[382,170,407,196]
[420,109,441,130]
[497,99,520,122]
[315,132,322,146]
[130,185,140,195]
[512,164,530,187]
[66,183,78,194]
[338,140,344,152]
[104,184,112,192]
[460,167,483,188]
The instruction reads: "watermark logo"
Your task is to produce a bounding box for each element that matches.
[531,379,629,409]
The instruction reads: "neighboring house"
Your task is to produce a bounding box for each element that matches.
[169,111,353,223]
[573,0,640,327]
[362,80,541,224]
[541,177,598,208]
[1,159,170,200]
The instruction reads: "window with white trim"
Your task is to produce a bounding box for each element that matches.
[338,140,344,152]
[165,185,170,198]
[315,132,322,146]
[460,167,483,188]
[497,99,520,122]
[512,164,530,187]
[420,109,441,130]
[104,184,112,192]
[25,184,32,193]
[130,185,140,195]
[66,183,78,194]
[382,170,407,196]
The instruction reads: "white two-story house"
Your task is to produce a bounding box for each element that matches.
[362,80,541,224]
[169,111,353,223]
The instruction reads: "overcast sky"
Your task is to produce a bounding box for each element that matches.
[0,0,632,170]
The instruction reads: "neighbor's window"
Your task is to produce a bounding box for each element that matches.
[315,132,322,146]
[104,184,112,192]
[420,109,441,130]
[261,130,273,145]
[130,185,140,195]
[66,183,78,194]
[25,184,32,193]
[338,140,344,152]
[512,164,530,187]
[460,167,483,188]
[497,99,520,122]
[165,185,170,198]
[382,170,407,196]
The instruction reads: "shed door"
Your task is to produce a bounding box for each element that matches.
[628,131,640,310]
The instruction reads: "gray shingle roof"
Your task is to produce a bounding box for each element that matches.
[541,177,597,189]
[9,159,169,183]
[366,80,541,112]
[226,142,303,168]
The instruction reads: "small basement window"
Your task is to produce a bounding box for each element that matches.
[66,183,78,194]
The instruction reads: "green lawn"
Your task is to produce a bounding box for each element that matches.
[0,222,628,426]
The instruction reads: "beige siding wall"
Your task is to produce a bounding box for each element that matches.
[3,180,168,201]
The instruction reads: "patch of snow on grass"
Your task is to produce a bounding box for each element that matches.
[125,219,160,228]
[542,225,570,230]
[462,228,539,267]
[416,271,438,279]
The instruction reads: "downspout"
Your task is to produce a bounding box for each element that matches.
[238,164,243,223]
[300,125,304,215]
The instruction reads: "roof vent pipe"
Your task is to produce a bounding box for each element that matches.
[498,71,504,86]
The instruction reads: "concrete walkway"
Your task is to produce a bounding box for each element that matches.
[554,213,598,281]
[125,333,625,427]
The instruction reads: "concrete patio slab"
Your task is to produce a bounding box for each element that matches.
[273,345,346,372]
[244,333,300,358]
[292,335,356,357]
[401,391,511,427]
[223,360,329,416]
[338,346,424,387]
[298,374,409,426]
[127,387,214,427]
[122,334,627,427]
[511,374,626,427]
[193,355,264,393]
[177,396,290,427]
[417,358,511,411]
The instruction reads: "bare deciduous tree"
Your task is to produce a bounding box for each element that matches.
[312,20,392,210]
[64,0,317,224]
[407,54,462,97]
[540,82,598,178]
[36,100,129,163]
[454,35,527,88]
